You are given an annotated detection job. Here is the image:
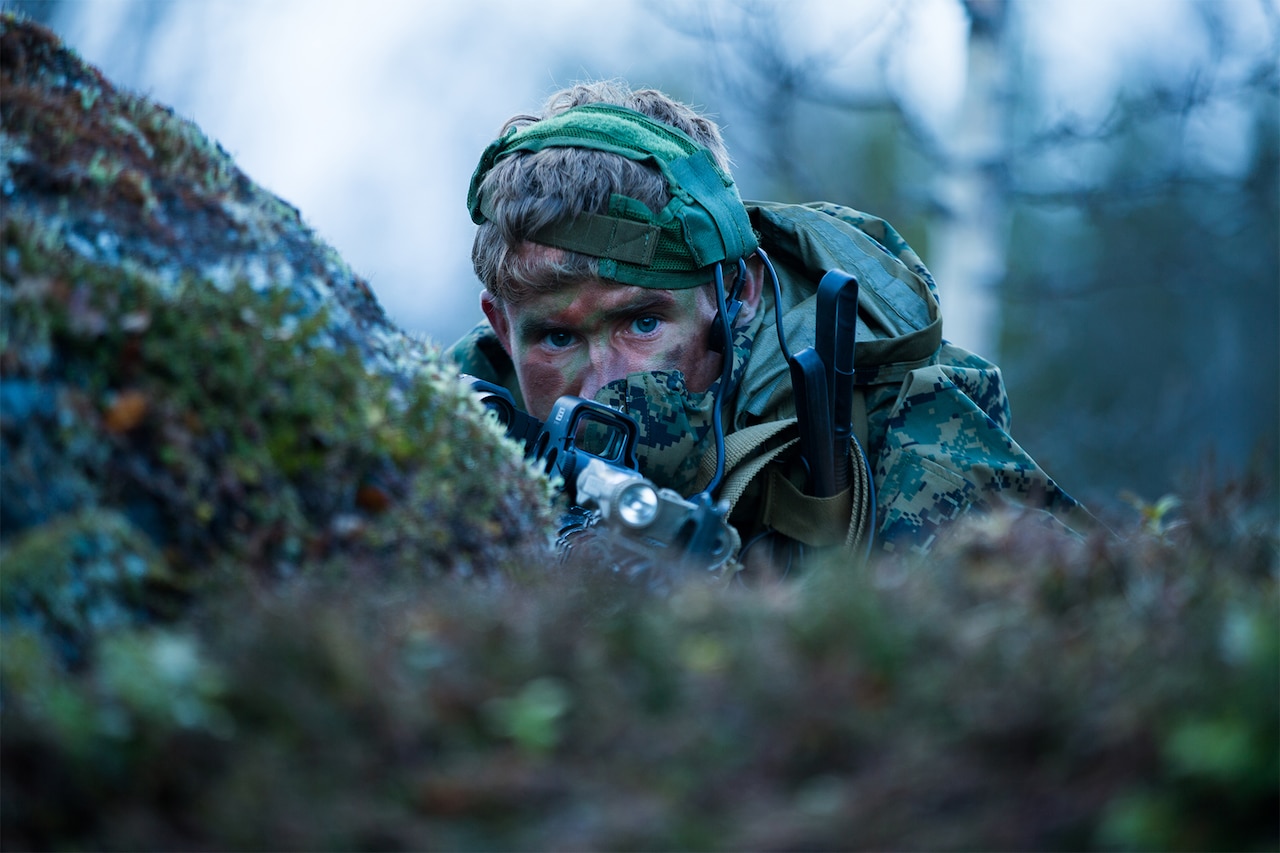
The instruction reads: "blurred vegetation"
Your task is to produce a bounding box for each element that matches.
[4,472,1276,850]
[0,0,60,27]
[1000,84,1279,511]
[2,11,1278,853]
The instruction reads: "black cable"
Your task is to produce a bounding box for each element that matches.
[738,527,774,562]
[733,257,748,301]
[701,262,734,498]
[757,248,792,363]
[736,528,798,583]
[709,250,876,559]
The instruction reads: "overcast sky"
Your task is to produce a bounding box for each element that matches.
[34,0,1273,348]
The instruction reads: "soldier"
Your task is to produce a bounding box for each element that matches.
[449,81,1088,561]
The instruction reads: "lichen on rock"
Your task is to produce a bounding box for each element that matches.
[0,13,557,662]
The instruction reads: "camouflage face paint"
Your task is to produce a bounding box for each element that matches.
[492,278,724,421]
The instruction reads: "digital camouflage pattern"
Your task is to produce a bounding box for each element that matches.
[735,201,1089,552]
[592,370,717,495]
[870,349,1090,551]
[732,201,1090,553]
[449,200,1089,555]
[590,325,754,496]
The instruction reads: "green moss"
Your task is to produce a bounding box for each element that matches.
[3,212,553,581]
[2,496,1276,851]
[1,11,557,666]
[0,509,179,666]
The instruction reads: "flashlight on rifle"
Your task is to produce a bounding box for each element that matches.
[464,376,739,573]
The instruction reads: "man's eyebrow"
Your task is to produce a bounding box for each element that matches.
[515,317,564,343]
[605,291,678,320]
[515,292,678,341]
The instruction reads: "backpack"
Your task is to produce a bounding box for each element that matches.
[705,201,1089,556]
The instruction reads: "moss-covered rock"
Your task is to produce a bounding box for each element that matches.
[0,13,556,656]
[1,13,1276,853]
[1,508,178,668]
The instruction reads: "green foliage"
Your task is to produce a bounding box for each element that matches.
[484,677,572,755]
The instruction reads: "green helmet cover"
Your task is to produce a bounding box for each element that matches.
[467,103,759,290]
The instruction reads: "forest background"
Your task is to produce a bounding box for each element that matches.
[11,0,1279,516]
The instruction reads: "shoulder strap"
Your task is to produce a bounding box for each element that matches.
[699,419,795,507]
[698,419,873,551]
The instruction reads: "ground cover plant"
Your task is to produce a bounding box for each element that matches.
[1,14,1277,852]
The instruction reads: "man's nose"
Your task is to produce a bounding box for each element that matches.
[576,346,628,401]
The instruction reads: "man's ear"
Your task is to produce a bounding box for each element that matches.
[736,257,765,324]
[480,291,513,356]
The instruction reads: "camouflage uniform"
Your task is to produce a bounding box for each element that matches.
[449,200,1090,555]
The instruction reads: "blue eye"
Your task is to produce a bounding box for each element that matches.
[631,316,660,335]
[544,331,575,349]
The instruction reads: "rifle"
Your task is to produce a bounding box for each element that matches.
[464,376,741,577]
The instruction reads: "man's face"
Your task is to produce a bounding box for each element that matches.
[483,277,723,422]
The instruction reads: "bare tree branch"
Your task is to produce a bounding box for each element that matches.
[650,0,1279,211]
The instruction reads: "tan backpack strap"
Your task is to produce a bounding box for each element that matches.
[696,418,797,504]
[851,388,869,454]
[699,420,874,551]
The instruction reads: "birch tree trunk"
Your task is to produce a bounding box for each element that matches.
[927,0,1010,355]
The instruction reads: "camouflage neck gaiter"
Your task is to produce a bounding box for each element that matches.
[592,327,753,496]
